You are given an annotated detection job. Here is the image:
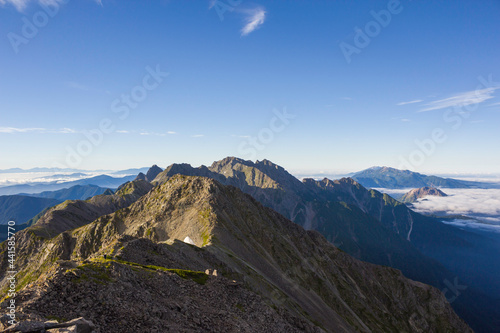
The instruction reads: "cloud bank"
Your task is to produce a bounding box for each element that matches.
[410,188,500,224]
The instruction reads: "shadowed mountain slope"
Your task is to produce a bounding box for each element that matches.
[0,195,61,225]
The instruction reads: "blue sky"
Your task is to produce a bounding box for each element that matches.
[1,0,499,174]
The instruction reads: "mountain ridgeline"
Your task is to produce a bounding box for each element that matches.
[351,166,487,189]
[0,175,471,332]
[0,195,61,225]
[22,184,111,201]
[134,164,163,182]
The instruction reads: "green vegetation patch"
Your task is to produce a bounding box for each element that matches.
[45,315,68,323]
[74,261,114,285]
[92,258,208,285]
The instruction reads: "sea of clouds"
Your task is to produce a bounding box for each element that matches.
[376,185,500,234]
[410,188,500,224]
[0,172,100,188]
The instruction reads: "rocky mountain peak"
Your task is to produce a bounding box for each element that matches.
[210,156,249,169]
[145,164,163,182]
[134,172,147,181]
[402,186,448,203]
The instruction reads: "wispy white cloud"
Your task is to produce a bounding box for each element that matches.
[117,130,174,136]
[139,131,166,137]
[418,88,499,112]
[0,127,79,134]
[397,99,422,106]
[57,127,78,134]
[0,0,99,11]
[66,81,89,91]
[241,7,266,36]
[390,117,411,122]
[488,102,500,107]
[0,127,45,133]
[192,134,204,138]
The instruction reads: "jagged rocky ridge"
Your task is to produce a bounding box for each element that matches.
[135,164,163,183]
[0,176,471,332]
[151,158,455,283]
[150,157,500,333]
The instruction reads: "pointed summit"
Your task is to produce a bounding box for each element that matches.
[401,186,448,203]
[145,164,163,182]
[134,172,147,181]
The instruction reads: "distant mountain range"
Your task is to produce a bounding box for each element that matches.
[0,195,61,225]
[22,184,110,201]
[351,166,492,189]
[0,167,89,173]
[0,185,111,226]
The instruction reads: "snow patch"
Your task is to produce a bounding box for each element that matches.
[183,236,196,245]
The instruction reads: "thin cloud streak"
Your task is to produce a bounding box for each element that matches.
[117,130,176,136]
[397,99,422,106]
[0,0,100,11]
[0,127,78,134]
[418,88,498,112]
[241,7,266,36]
